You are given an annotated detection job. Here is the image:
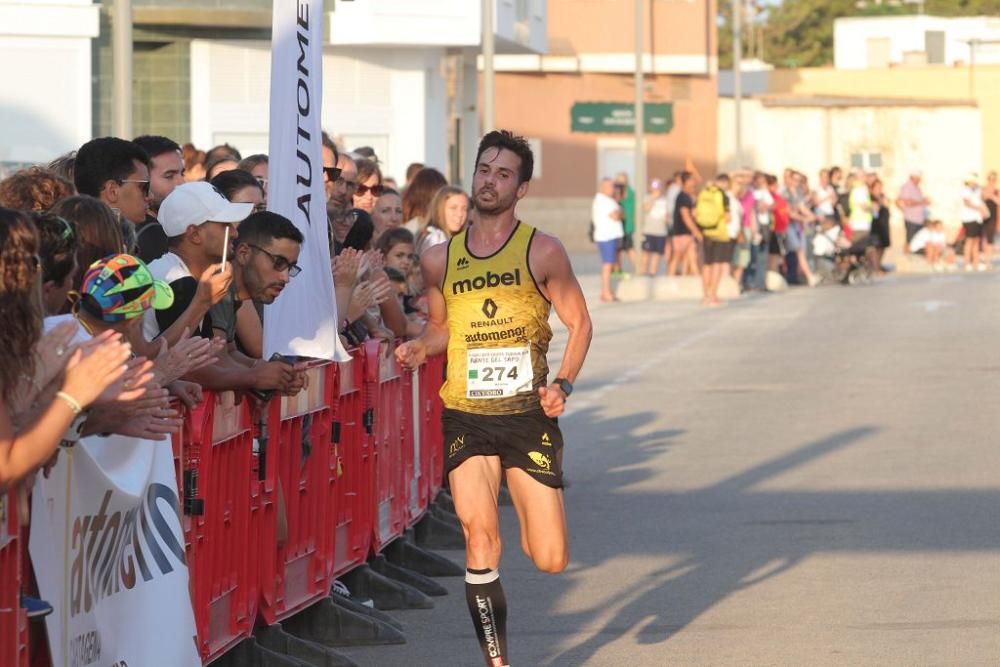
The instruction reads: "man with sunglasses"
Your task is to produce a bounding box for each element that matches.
[327,153,358,255]
[73,137,152,232]
[143,183,306,395]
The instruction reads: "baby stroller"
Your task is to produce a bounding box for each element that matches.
[831,234,878,285]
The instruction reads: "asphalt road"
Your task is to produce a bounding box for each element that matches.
[339,261,1000,667]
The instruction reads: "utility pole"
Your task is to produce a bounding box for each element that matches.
[634,0,645,235]
[733,0,743,167]
[112,0,133,138]
[482,0,495,133]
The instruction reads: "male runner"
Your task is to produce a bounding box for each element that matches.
[396,131,592,667]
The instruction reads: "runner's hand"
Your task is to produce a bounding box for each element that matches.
[538,384,567,418]
[395,340,427,371]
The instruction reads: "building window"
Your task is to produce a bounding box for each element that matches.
[925,31,945,65]
[850,151,883,171]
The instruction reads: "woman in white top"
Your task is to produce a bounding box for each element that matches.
[960,173,989,271]
[640,178,669,276]
[416,185,470,256]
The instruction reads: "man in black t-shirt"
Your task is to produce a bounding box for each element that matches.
[667,171,702,276]
[133,136,187,263]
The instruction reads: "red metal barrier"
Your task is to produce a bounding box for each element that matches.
[331,349,373,578]
[258,362,337,625]
[365,340,413,552]
[0,492,28,667]
[180,391,260,664]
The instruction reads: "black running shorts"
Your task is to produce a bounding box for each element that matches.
[443,408,564,488]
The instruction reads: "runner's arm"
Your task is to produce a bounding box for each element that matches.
[410,245,450,357]
[534,235,592,385]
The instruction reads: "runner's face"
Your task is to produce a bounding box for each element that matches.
[472,147,526,215]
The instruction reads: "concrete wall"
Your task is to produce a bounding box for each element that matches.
[768,65,1000,169]
[717,97,982,235]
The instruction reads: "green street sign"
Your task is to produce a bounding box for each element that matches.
[571,102,674,134]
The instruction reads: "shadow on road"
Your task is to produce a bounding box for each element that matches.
[539,414,982,665]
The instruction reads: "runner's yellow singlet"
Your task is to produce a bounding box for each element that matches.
[440,222,553,415]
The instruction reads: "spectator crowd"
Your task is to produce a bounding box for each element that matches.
[0,132,475,626]
[591,165,1000,302]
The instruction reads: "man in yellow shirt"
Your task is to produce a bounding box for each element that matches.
[396,131,592,667]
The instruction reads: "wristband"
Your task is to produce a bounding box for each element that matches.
[55,391,83,415]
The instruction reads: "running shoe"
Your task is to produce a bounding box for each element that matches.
[21,594,53,619]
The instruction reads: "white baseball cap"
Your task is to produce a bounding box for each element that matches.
[158,182,254,238]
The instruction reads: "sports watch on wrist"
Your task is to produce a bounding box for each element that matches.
[553,378,573,397]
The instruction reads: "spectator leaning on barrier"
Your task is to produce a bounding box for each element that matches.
[0,207,134,492]
[132,135,186,264]
[143,182,302,394]
[592,177,624,302]
[210,169,268,358]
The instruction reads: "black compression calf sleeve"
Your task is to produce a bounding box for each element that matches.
[465,568,509,667]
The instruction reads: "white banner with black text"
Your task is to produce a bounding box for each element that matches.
[30,436,200,667]
[265,0,348,361]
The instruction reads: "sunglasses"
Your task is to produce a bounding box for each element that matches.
[356,183,385,197]
[247,243,302,277]
[323,166,342,182]
[119,179,151,196]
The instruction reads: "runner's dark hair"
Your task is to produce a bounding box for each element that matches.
[475,130,534,184]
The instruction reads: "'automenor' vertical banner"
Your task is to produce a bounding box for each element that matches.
[265,0,348,361]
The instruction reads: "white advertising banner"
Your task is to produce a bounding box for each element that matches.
[264,0,349,361]
[30,436,200,667]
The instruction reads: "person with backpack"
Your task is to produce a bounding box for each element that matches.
[695,175,732,305]
[667,171,701,276]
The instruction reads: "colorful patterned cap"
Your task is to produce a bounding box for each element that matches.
[79,254,174,322]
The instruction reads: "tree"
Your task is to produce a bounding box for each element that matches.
[718,0,1000,69]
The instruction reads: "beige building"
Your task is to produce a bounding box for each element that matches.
[488,0,719,249]
[718,95,981,240]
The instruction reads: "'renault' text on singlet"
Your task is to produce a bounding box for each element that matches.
[440,221,553,415]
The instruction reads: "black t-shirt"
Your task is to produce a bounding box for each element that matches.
[672,191,694,236]
[144,253,213,340]
[136,215,169,264]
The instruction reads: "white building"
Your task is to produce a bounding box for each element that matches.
[834,15,1000,70]
[0,0,100,171]
[0,0,548,185]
